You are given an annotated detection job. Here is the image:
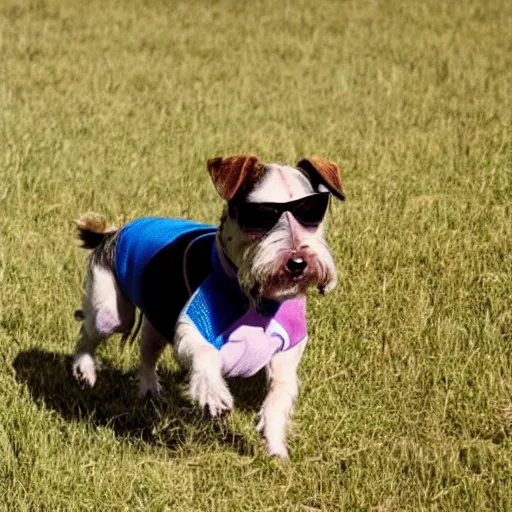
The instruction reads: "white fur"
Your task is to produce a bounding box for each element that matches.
[174,317,234,416]
[238,212,337,301]
[72,353,97,387]
[72,265,134,386]
[247,164,314,203]
[257,337,307,458]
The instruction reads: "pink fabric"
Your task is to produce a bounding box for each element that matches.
[273,296,307,349]
[221,297,307,349]
[220,327,282,377]
[219,296,307,377]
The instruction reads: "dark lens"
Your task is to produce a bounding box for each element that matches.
[291,193,329,226]
[236,203,281,231]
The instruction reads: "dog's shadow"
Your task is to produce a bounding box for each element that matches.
[13,349,268,456]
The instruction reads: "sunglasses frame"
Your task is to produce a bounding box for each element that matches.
[229,192,330,233]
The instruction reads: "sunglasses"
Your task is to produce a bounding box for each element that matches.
[230,192,330,232]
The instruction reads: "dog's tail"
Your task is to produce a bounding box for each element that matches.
[74,213,116,250]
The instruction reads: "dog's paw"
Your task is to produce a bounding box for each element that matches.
[256,413,290,460]
[268,444,290,460]
[72,353,97,387]
[138,370,161,398]
[189,356,233,417]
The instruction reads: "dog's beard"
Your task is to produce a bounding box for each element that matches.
[237,222,338,304]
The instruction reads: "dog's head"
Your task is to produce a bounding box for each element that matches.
[208,155,344,306]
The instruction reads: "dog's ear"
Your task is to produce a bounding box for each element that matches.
[207,155,264,201]
[297,157,345,200]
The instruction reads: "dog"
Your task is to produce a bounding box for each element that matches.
[72,155,344,458]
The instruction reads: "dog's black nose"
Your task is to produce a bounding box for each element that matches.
[286,257,307,275]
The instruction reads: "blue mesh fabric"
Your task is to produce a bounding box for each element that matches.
[184,258,249,349]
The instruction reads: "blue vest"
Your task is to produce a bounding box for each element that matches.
[114,217,277,348]
[115,217,216,308]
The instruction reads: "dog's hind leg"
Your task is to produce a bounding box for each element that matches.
[72,264,135,387]
[138,317,167,397]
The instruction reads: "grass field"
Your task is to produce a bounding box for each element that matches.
[1,0,512,509]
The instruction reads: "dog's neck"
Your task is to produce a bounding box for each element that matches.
[213,234,280,316]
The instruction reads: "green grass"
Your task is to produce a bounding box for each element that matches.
[1,0,512,509]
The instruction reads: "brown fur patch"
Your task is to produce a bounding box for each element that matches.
[75,213,110,249]
[297,157,345,200]
[74,213,118,269]
[207,155,266,201]
[75,213,108,234]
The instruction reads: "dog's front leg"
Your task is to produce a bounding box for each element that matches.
[174,318,233,417]
[257,338,307,459]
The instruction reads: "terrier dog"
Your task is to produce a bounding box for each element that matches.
[72,155,344,458]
